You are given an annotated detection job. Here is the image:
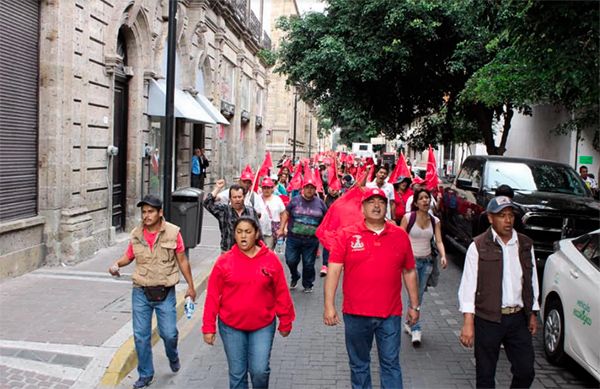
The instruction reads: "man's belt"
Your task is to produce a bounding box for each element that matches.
[501,306,522,315]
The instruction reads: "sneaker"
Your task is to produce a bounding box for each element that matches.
[303,287,314,293]
[403,322,412,335]
[320,265,328,277]
[412,330,422,347]
[169,358,180,373]
[290,279,298,289]
[133,376,154,389]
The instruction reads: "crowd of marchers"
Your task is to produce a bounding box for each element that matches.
[109,149,545,389]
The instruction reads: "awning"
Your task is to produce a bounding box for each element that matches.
[147,79,216,124]
[195,94,230,125]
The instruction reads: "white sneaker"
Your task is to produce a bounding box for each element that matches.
[411,330,422,347]
[403,322,412,335]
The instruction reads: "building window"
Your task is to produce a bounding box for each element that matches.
[220,59,236,104]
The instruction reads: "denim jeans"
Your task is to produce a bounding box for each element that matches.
[343,314,403,389]
[410,256,433,332]
[285,235,319,288]
[132,286,178,379]
[218,319,276,389]
[322,247,329,267]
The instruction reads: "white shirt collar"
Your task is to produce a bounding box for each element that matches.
[490,227,518,246]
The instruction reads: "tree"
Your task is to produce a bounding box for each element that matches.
[276,0,599,154]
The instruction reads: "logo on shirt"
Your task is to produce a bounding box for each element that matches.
[350,235,365,251]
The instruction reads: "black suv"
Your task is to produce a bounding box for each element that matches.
[440,156,600,268]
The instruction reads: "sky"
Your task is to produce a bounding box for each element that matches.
[296,0,326,14]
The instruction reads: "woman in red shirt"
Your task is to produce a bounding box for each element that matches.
[202,216,295,388]
[393,176,413,225]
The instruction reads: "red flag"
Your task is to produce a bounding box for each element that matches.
[327,157,342,191]
[278,158,293,175]
[253,151,273,192]
[218,124,225,139]
[316,186,365,251]
[425,145,439,191]
[388,152,411,184]
[287,162,303,192]
[313,167,324,193]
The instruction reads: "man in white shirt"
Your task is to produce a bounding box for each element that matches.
[366,165,395,219]
[458,196,539,389]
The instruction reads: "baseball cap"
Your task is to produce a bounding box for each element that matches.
[240,171,254,181]
[486,196,518,214]
[411,176,425,185]
[137,194,162,209]
[261,177,275,187]
[361,187,388,202]
[394,176,412,185]
[302,178,317,188]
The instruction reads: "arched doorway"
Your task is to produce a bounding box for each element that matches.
[112,29,130,231]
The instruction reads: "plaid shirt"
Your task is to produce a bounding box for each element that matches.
[203,193,261,252]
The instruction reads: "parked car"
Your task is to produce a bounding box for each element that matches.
[541,229,599,381]
[439,156,600,270]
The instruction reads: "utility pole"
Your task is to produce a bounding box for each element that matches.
[292,92,298,163]
[163,0,177,220]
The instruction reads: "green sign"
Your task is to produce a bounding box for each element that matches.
[579,155,593,164]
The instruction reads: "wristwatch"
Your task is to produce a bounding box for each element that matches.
[409,305,421,312]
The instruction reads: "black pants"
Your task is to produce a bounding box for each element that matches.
[474,313,535,389]
[191,173,205,189]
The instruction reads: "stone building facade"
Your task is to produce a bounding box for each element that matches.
[0,0,273,278]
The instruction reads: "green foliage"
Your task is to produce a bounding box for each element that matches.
[257,49,277,67]
[276,0,599,153]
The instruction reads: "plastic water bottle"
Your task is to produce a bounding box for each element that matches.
[276,238,284,254]
[184,296,195,319]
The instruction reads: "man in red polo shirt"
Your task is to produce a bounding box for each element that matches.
[324,187,420,389]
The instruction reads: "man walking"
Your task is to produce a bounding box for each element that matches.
[108,195,196,389]
[191,148,209,189]
[458,196,539,388]
[366,165,395,219]
[204,178,261,253]
[324,187,420,389]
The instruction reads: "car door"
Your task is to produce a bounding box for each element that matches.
[564,232,600,376]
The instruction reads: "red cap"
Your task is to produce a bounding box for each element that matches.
[361,187,388,202]
[240,171,253,181]
[302,178,317,188]
[412,176,425,185]
[261,177,274,187]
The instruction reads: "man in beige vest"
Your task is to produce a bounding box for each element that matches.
[458,196,539,388]
[109,194,196,389]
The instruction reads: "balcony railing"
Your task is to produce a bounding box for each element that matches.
[248,11,261,42]
[234,0,246,23]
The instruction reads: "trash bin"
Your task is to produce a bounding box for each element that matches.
[171,187,204,248]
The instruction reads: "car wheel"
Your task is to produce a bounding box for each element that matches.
[543,298,567,365]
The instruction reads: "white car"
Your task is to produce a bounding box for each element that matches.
[541,229,600,381]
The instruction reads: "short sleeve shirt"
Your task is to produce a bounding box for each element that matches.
[329,220,415,317]
[285,195,327,237]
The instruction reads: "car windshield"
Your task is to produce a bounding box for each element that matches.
[486,161,588,196]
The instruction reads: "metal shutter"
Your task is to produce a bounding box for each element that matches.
[0,1,39,221]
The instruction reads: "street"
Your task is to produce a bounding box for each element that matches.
[119,218,599,389]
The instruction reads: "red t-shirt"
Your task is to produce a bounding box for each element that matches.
[125,230,185,260]
[329,220,415,318]
[393,189,413,221]
[202,242,295,334]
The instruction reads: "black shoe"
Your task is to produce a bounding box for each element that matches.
[133,376,154,388]
[169,358,180,372]
[290,279,298,289]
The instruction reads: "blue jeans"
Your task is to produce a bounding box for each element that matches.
[218,319,276,389]
[132,286,178,379]
[343,314,403,389]
[322,247,329,267]
[410,256,433,332]
[285,235,319,288]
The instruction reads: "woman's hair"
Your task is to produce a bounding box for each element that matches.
[233,216,260,232]
[411,188,431,211]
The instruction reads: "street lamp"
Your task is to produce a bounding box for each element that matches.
[162,0,177,220]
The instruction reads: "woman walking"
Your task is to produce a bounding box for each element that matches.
[202,217,295,388]
[400,189,447,346]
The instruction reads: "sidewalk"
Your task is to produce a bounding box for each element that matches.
[0,213,221,389]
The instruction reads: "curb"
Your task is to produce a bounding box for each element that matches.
[99,259,215,386]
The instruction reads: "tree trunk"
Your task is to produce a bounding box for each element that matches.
[472,104,500,155]
[498,104,513,155]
